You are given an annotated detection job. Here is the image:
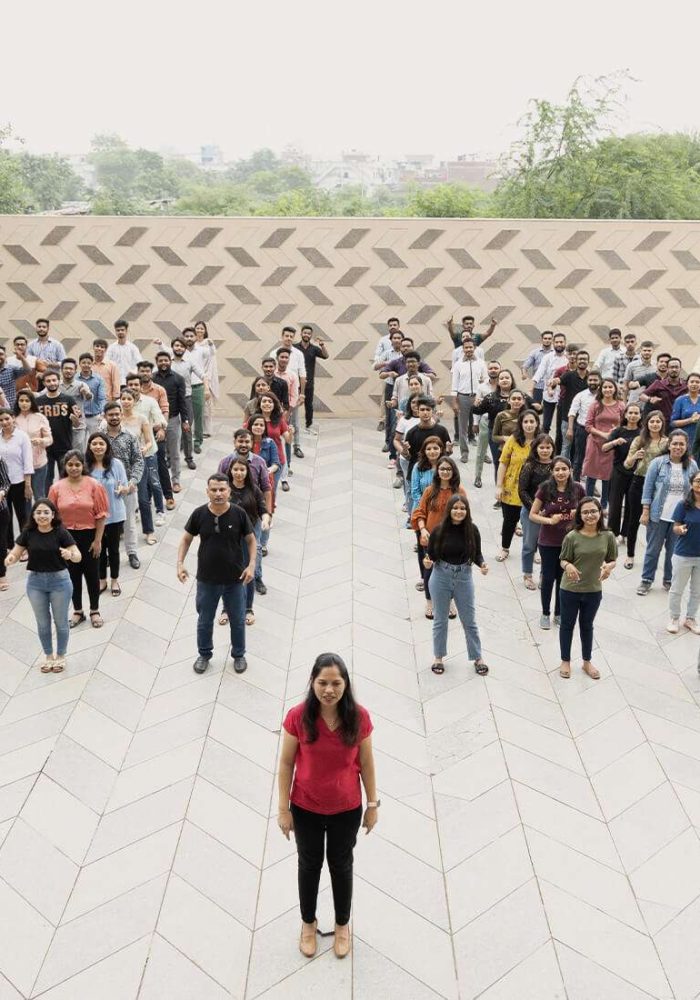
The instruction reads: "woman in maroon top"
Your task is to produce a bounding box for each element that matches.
[278,653,378,960]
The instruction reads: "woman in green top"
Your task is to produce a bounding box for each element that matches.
[622,410,668,569]
[558,497,617,680]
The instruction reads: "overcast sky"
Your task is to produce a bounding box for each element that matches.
[5,0,700,162]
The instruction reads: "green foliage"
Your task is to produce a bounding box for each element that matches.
[18,153,84,211]
[400,183,493,218]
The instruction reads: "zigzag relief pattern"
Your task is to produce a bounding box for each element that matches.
[1,217,700,415]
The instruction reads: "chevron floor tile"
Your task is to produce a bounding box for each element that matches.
[0,417,698,998]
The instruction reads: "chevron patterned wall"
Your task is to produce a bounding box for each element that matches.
[1,216,700,416]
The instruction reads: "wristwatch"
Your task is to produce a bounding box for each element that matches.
[366,800,381,808]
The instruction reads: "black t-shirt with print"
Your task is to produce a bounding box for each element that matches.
[35,392,75,455]
[295,342,324,382]
[184,503,253,583]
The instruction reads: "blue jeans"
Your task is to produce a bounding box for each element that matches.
[137,454,164,535]
[560,421,572,459]
[585,477,610,508]
[31,465,48,502]
[252,520,264,584]
[26,570,73,656]
[559,589,602,661]
[520,507,541,575]
[430,561,482,661]
[196,580,246,658]
[641,520,676,585]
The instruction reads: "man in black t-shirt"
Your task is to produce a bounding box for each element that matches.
[36,371,81,489]
[177,474,256,675]
[296,325,329,433]
[257,358,290,411]
[403,397,452,479]
[556,350,590,461]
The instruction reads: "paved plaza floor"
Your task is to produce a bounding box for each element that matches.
[0,418,699,999]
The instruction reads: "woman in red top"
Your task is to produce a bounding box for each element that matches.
[278,653,378,960]
[255,392,291,491]
[48,450,109,628]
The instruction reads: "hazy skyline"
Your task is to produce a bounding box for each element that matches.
[5,0,700,162]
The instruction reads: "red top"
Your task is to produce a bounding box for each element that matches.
[265,418,289,464]
[283,703,373,815]
[48,477,109,530]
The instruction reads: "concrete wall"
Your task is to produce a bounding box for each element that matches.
[1,216,700,415]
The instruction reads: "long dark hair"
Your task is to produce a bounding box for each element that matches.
[427,457,460,509]
[250,377,270,400]
[13,389,38,415]
[524,433,555,467]
[539,456,577,504]
[595,378,619,402]
[301,653,359,747]
[226,459,259,522]
[23,497,63,533]
[574,496,607,532]
[430,494,478,563]
[637,409,667,449]
[513,409,540,447]
[255,391,283,426]
[85,432,115,476]
[402,393,422,418]
[416,435,446,472]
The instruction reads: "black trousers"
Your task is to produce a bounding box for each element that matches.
[68,528,101,612]
[99,521,123,580]
[573,425,588,481]
[291,803,363,926]
[156,440,173,500]
[539,544,563,616]
[542,400,557,434]
[6,482,27,548]
[416,532,432,599]
[0,506,9,579]
[501,502,521,549]
[607,466,633,539]
[625,475,644,558]
[304,381,315,428]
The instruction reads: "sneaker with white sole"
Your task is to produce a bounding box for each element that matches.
[539,615,551,630]
[666,618,680,634]
[155,513,165,527]
[684,618,700,635]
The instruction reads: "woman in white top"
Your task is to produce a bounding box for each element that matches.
[194,321,219,437]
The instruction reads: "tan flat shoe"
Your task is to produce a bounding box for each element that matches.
[299,920,317,958]
[559,662,571,678]
[334,925,351,959]
[40,655,55,673]
[582,661,600,680]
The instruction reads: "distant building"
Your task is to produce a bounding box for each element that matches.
[312,151,398,194]
[442,155,498,191]
[200,144,223,168]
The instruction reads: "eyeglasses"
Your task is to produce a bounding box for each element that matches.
[581,510,600,517]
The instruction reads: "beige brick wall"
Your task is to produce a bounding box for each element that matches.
[1,216,700,416]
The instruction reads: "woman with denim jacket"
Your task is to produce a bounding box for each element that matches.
[637,431,698,595]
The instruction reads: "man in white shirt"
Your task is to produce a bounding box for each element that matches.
[595,328,624,380]
[450,329,486,366]
[182,327,209,454]
[521,331,554,402]
[567,371,601,480]
[279,326,307,392]
[533,332,567,433]
[451,341,487,462]
[106,320,142,386]
[164,338,203,470]
[374,329,404,446]
[372,318,402,428]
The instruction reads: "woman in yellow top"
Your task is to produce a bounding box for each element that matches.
[496,409,540,561]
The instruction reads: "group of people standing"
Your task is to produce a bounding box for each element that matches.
[374,316,700,679]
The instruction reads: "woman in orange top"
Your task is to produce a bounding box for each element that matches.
[48,450,109,628]
[411,457,466,618]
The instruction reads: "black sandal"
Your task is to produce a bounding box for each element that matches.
[448,609,457,620]
[111,582,121,596]
[431,662,445,674]
[475,661,489,675]
[69,612,86,628]
[425,610,434,620]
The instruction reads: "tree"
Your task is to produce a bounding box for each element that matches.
[88,134,183,214]
[494,73,630,218]
[18,153,84,211]
[227,148,280,182]
[400,182,492,218]
[0,123,28,213]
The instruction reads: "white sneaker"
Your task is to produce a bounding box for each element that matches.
[155,513,165,527]
[684,619,700,635]
[306,426,318,435]
[666,618,680,634]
